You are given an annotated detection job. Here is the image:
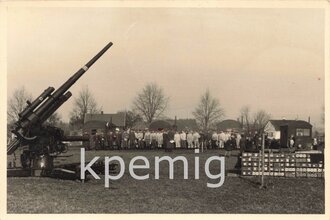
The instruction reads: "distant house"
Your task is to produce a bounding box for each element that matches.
[216,119,242,132]
[83,112,126,135]
[168,119,199,131]
[264,119,312,148]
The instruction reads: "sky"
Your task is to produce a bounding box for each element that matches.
[6,7,325,128]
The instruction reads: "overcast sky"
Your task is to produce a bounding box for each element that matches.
[7,7,325,128]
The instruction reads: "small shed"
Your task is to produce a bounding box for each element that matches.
[264,119,312,148]
[216,119,242,132]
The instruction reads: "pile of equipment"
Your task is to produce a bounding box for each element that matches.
[241,151,324,178]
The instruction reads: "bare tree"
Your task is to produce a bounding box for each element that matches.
[239,106,271,134]
[253,110,271,133]
[7,87,33,123]
[117,110,142,128]
[69,86,101,128]
[192,89,224,131]
[239,105,252,133]
[133,83,169,124]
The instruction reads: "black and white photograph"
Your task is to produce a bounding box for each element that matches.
[2,1,329,216]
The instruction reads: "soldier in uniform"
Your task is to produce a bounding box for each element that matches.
[136,130,144,149]
[100,134,105,150]
[107,131,113,150]
[199,130,206,151]
[157,130,164,149]
[122,129,129,150]
[151,131,158,149]
[165,128,175,152]
[235,134,246,169]
[144,129,151,150]
[174,131,181,148]
[83,132,90,150]
[211,131,218,149]
[193,131,200,149]
[180,130,187,149]
[129,129,136,149]
[114,128,122,150]
[94,134,100,150]
[163,129,169,151]
[224,135,234,157]
[187,131,193,148]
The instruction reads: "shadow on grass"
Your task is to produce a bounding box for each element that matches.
[238,176,262,188]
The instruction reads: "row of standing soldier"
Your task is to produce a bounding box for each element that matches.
[87,128,267,152]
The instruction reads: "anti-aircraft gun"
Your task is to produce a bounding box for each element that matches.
[7,42,113,178]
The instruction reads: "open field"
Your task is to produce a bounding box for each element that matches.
[7,149,325,213]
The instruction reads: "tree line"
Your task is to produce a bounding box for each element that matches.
[7,83,288,134]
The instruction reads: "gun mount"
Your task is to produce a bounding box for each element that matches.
[7,42,113,178]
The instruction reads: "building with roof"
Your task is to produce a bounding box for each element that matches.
[83,112,126,135]
[264,119,312,148]
[167,119,199,131]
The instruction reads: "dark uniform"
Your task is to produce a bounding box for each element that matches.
[129,130,136,149]
[165,130,175,152]
[235,135,246,169]
[224,137,235,157]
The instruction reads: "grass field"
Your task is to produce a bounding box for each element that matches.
[7,148,325,213]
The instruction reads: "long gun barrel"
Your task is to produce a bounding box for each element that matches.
[18,87,55,120]
[39,92,72,123]
[8,42,113,155]
[19,42,113,129]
